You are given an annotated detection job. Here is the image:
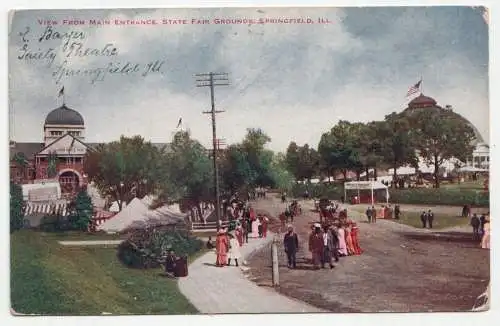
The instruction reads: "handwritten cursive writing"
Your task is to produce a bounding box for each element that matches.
[18,43,57,67]
[52,60,164,84]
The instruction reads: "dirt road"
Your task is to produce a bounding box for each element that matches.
[247,197,490,313]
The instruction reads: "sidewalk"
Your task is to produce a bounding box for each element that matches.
[178,233,324,314]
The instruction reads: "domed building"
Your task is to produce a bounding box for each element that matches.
[402,94,489,171]
[10,102,93,196]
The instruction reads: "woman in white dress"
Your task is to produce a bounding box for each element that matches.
[228,234,242,266]
[481,216,490,249]
[251,218,260,238]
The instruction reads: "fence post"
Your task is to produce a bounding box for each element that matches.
[271,236,279,287]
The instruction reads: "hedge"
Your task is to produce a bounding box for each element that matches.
[117,228,202,269]
[290,183,489,207]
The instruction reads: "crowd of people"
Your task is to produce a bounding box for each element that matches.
[208,196,271,267]
[470,212,490,249]
[365,204,401,222]
[284,207,363,270]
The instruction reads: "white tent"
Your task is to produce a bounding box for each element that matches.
[459,166,488,172]
[97,197,149,233]
[109,200,127,213]
[98,197,187,233]
[344,181,389,205]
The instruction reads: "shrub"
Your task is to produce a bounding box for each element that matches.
[10,182,25,233]
[67,190,93,231]
[117,227,203,269]
[291,182,343,199]
[289,182,489,207]
[39,215,72,232]
[389,188,489,207]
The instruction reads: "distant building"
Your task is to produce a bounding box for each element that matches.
[10,101,169,197]
[403,94,489,172]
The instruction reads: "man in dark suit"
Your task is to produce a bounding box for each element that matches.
[283,225,299,269]
[420,211,427,228]
[427,209,434,229]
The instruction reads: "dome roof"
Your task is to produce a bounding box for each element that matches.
[45,105,84,126]
[408,94,437,108]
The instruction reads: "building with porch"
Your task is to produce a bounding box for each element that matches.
[10,103,93,195]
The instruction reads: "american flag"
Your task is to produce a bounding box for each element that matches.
[406,80,422,97]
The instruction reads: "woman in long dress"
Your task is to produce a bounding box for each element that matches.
[350,222,363,255]
[215,229,229,267]
[344,224,355,255]
[481,217,490,249]
[228,234,242,266]
[337,224,348,256]
[235,225,244,247]
[251,218,260,238]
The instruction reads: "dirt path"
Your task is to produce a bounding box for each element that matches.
[246,197,490,313]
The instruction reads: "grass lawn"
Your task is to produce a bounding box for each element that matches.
[349,206,469,229]
[391,211,470,229]
[440,180,485,190]
[10,230,199,315]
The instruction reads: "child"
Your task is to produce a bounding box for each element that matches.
[206,236,215,249]
[228,234,242,266]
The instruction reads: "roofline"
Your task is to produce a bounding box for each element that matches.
[35,132,93,156]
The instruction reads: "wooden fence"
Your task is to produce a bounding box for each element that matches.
[189,220,229,233]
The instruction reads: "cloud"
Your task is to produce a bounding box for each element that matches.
[9,7,489,152]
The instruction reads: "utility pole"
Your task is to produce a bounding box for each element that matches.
[196,72,229,221]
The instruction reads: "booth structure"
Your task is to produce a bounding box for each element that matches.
[344,181,389,205]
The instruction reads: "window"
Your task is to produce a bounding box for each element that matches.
[50,131,63,136]
[68,131,81,137]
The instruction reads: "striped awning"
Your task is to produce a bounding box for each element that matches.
[94,211,116,219]
[25,202,67,216]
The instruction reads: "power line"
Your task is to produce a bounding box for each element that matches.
[196,72,229,221]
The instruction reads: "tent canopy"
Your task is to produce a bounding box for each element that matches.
[458,166,488,172]
[344,181,388,190]
[344,181,389,205]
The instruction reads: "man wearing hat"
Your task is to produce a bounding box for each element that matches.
[309,223,324,269]
[283,224,299,269]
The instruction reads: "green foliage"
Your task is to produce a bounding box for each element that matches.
[290,182,488,207]
[10,182,25,233]
[405,108,476,187]
[39,214,71,232]
[11,230,197,315]
[390,188,489,207]
[47,151,58,178]
[13,152,29,167]
[117,228,202,269]
[84,136,164,210]
[290,182,343,199]
[68,190,94,231]
[318,121,364,178]
[377,114,418,176]
[285,142,320,181]
[160,130,213,203]
[220,128,286,191]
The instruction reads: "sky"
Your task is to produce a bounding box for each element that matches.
[8,6,489,152]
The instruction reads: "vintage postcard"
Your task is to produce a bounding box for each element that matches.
[8,6,490,315]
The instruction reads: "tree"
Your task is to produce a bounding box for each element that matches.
[10,182,25,233]
[378,113,418,186]
[269,152,295,191]
[296,144,320,181]
[357,122,386,180]
[318,121,363,180]
[162,130,213,207]
[84,136,163,211]
[12,152,29,181]
[220,144,256,193]
[68,190,93,231]
[47,151,58,178]
[285,142,300,179]
[410,109,476,188]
